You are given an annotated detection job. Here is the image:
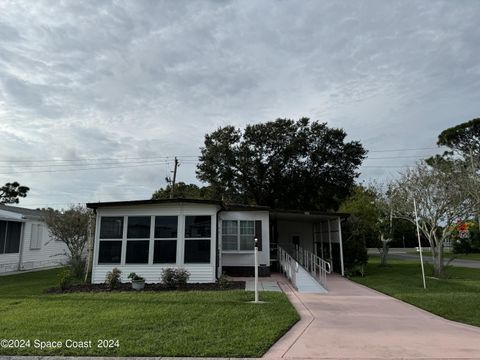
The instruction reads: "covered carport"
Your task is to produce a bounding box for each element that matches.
[269,210,348,276]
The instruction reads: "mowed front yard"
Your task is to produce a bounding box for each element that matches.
[0,269,299,357]
[353,257,480,327]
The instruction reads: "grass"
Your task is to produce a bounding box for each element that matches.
[406,251,480,261]
[352,257,480,327]
[0,268,298,357]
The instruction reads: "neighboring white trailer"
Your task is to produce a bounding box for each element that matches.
[0,205,69,274]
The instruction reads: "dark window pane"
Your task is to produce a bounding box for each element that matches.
[184,239,210,263]
[98,241,122,264]
[127,217,151,239]
[185,216,211,238]
[155,216,178,238]
[100,217,123,239]
[126,240,149,264]
[153,240,177,263]
[0,221,6,254]
[5,222,21,254]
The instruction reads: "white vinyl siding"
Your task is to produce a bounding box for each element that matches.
[30,224,43,250]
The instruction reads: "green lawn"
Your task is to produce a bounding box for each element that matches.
[0,269,298,357]
[352,258,480,327]
[406,251,480,261]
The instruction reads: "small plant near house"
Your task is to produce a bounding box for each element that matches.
[128,272,145,291]
[105,268,122,290]
[161,268,190,288]
[58,268,73,290]
[216,272,230,289]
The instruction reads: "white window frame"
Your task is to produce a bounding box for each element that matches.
[221,220,256,253]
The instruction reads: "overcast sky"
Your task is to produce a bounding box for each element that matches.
[1,0,479,209]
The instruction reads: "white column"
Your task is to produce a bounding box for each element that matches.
[337,217,345,276]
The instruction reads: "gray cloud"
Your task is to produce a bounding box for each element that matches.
[0,0,479,208]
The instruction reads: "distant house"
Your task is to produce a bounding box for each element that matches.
[0,205,69,274]
[86,198,347,290]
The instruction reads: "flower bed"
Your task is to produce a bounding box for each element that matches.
[45,281,245,293]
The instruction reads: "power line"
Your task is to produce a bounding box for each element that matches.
[0,161,172,175]
[0,155,199,163]
[368,147,438,153]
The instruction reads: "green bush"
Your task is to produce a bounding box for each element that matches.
[105,268,122,289]
[58,268,73,290]
[216,273,230,289]
[161,268,190,288]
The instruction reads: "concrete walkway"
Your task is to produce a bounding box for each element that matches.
[265,274,480,359]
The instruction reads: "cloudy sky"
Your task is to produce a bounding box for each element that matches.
[1,0,479,209]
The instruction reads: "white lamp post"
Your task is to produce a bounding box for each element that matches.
[254,237,259,303]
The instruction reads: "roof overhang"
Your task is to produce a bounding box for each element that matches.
[86,198,223,210]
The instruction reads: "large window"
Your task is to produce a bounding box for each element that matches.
[153,216,177,264]
[98,241,122,264]
[98,217,124,264]
[184,216,211,263]
[100,217,123,239]
[222,220,261,251]
[185,216,211,238]
[126,240,149,264]
[0,221,22,254]
[127,216,151,238]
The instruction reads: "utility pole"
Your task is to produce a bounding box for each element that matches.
[170,157,179,199]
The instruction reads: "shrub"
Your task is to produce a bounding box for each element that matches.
[161,268,190,288]
[105,268,122,289]
[128,272,144,282]
[216,273,230,289]
[67,254,86,279]
[58,268,73,290]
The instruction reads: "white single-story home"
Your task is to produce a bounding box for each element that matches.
[0,204,69,274]
[86,199,347,285]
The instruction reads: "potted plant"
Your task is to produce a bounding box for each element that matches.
[128,272,145,291]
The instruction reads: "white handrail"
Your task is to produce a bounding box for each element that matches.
[279,244,331,290]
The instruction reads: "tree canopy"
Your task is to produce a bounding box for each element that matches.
[437,117,480,159]
[152,182,218,200]
[196,118,366,210]
[0,181,30,204]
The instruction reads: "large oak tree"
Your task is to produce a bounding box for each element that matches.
[196,118,366,211]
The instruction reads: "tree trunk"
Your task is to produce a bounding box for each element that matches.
[432,244,444,278]
[380,234,389,266]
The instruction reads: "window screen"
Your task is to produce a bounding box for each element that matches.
[184,239,210,263]
[153,240,177,263]
[98,241,122,264]
[126,240,149,263]
[185,216,211,238]
[127,217,151,239]
[100,217,124,239]
[154,216,178,238]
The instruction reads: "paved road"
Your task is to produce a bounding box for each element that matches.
[265,274,480,359]
[368,250,480,269]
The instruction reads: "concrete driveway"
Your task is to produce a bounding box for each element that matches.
[265,274,480,359]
